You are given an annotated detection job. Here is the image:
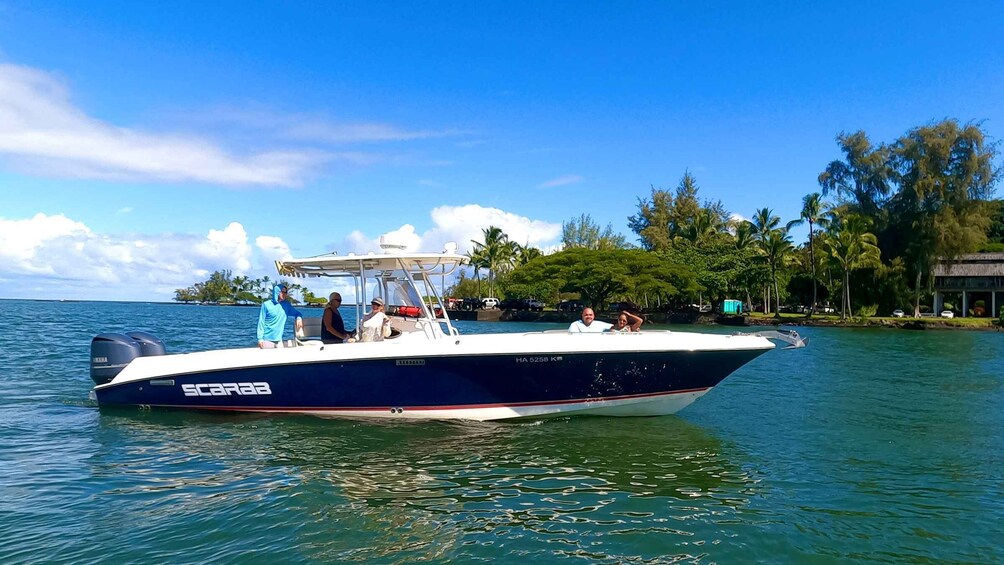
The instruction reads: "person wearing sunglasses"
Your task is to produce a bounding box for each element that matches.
[321,292,351,344]
[358,297,392,342]
[257,283,304,348]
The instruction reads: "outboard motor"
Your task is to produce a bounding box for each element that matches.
[126,331,166,357]
[89,331,167,385]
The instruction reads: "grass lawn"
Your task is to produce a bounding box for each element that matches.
[746,312,998,328]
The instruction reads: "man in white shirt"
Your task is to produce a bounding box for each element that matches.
[568,307,612,333]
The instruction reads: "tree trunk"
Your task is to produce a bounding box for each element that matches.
[913,269,923,317]
[844,269,852,319]
[840,269,847,319]
[807,223,816,318]
[772,268,781,319]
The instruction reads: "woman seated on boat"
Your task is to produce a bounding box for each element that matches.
[358,297,392,342]
[609,310,644,333]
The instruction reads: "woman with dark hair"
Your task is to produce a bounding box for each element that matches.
[609,310,644,332]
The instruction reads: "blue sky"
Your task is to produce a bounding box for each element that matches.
[1,1,1002,301]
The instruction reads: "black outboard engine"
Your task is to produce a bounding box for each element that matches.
[90,332,167,385]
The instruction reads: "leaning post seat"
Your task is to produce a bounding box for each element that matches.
[299,317,323,340]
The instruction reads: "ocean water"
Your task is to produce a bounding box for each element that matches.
[1,300,1002,563]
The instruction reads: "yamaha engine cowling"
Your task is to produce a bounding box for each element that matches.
[126,331,167,357]
[90,332,166,385]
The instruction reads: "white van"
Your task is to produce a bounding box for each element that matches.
[481,297,499,310]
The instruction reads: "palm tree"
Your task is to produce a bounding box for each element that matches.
[748,209,790,316]
[823,213,882,319]
[750,208,780,242]
[469,226,517,298]
[466,247,487,297]
[515,244,543,266]
[787,193,827,317]
[732,220,757,310]
[761,228,794,318]
[684,208,724,244]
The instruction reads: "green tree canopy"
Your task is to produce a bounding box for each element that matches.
[562,214,630,250]
[818,130,893,218]
[628,171,728,251]
[888,119,1000,315]
[508,248,697,309]
[662,239,757,309]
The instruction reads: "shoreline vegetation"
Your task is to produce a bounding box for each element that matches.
[491,309,1002,331]
[173,119,1004,329]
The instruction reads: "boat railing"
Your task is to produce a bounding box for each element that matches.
[731,329,808,349]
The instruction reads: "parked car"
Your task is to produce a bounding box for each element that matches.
[940,310,955,319]
[499,298,523,310]
[556,300,584,312]
[524,299,545,312]
[481,297,499,310]
[892,309,905,318]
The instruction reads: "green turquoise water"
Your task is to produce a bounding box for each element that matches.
[1,300,1002,563]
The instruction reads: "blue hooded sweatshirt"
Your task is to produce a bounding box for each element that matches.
[257,284,303,342]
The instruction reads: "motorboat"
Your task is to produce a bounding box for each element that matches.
[89,241,807,421]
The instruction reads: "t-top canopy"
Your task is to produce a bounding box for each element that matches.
[276,250,467,278]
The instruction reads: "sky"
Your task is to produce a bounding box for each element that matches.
[1,1,1002,301]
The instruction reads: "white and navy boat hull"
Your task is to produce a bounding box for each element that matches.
[92,332,773,421]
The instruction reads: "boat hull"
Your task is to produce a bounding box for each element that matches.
[94,348,767,421]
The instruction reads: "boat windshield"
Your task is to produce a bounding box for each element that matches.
[382,275,424,308]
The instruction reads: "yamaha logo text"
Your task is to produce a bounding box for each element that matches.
[182,382,272,397]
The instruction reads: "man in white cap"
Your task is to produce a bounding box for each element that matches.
[359,297,392,342]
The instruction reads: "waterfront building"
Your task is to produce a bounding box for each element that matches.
[932,253,1004,317]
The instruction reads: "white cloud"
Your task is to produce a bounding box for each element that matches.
[196,107,463,145]
[341,204,562,255]
[0,214,264,300]
[0,205,561,301]
[538,174,584,188]
[0,63,326,186]
[255,235,293,264]
[284,122,460,144]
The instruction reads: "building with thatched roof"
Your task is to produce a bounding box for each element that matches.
[932,253,1004,317]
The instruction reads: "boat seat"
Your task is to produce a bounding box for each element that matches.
[299,317,322,340]
[389,316,419,334]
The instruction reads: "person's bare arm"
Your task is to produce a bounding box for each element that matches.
[625,310,644,331]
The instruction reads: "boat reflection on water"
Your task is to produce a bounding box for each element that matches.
[92,411,765,562]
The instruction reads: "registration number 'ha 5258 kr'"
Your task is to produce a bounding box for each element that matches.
[181,382,272,396]
[515,356,563,363]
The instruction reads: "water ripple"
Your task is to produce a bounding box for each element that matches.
[1,303,1003,563]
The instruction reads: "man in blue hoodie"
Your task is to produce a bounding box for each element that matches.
[257,283,304,348]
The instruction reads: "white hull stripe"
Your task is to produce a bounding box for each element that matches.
[156,387,710,413]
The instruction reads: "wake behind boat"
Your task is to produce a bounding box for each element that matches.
[89,241,806,421]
